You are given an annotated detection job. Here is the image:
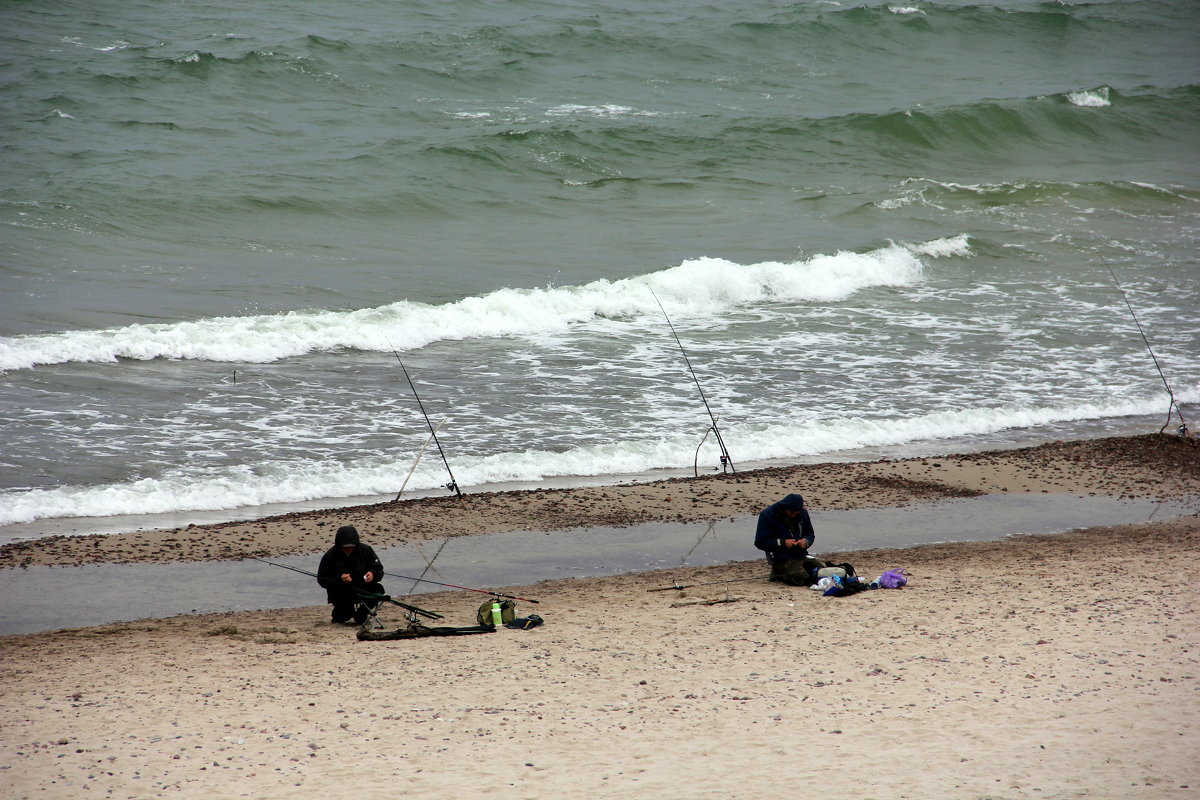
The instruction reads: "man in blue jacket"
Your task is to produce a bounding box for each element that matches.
[316,525,386,624]
[754,493,819,585]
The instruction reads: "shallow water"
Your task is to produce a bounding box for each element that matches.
[0,493,1190,636]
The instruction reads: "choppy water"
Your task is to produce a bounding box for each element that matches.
[1,0,1197,537]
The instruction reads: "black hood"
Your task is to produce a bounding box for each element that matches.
[334,525,361,547]
[778,493,805,511]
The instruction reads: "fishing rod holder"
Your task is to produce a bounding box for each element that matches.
[694,424,735,476]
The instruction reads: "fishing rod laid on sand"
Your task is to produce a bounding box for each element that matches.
[1106,263,1189,436]
[253,557,443,619]
[647,576,761,592]
[649,287,735,474]
[389,347,462,498]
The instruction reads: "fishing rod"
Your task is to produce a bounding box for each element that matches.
[389,347,462,497]
[648,287,735,474]
[395,418,446,502]
[404,536,449,596]
[382,570,540,604]
[253,557,443,619]
[1106,262,1188,435]
[678,520,717,566]
[647,576,761,593]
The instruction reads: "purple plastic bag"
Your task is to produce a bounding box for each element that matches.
[878,569,908,589]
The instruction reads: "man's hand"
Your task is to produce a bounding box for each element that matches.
[340,573,352,583]
[363,571,374,583]
[784,539,807,549]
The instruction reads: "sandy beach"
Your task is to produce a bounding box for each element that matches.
[1,433,1198,799]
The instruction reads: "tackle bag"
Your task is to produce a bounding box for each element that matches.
[477,598,517,627]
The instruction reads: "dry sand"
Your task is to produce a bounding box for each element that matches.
[1,433,1198,799]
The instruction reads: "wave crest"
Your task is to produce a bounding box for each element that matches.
[0,242,935,371]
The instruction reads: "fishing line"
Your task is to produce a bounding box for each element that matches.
[252,557,443,619]
[648,287,735,473]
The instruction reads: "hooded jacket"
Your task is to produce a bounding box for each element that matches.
[753,493,815,562]
[316,525,385,601]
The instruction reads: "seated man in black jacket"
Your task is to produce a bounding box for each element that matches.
[754,493,819,586]
[316,525,386,624]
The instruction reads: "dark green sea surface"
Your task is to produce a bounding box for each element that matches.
[0,0,1196,531]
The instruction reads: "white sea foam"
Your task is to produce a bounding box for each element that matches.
[545,104,661,118]
[0,241,937,372]
[0,390,1186,527]
[906,234,971,258]
[1066,87,1111,108]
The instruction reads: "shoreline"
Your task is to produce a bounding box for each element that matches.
[0,419,1152,546]
[2,433,1197,570]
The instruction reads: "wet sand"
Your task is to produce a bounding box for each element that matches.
[1,433,1198,799]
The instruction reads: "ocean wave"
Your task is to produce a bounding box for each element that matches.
[0,241,934,371]
[734,1,1104,39]
[0,389,1185,527]
[419,84,1199,187]
[877,177,1200,214]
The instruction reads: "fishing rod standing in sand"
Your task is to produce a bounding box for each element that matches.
[1106,263,1189,436]
[252,557,443,619]
[649,287,735,474]
[395,418,446,502]
[388,347,462,498]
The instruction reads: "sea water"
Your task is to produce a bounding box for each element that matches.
[1,0,1198,537]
